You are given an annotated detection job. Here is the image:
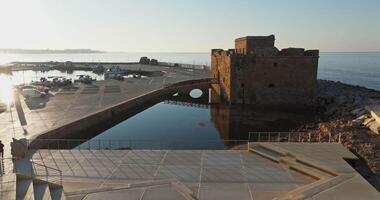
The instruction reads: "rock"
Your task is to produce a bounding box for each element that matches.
[150,59,158,65]
[363,117,375,126]
[353,95,364,106]
[325,105,339,117]
[368,121,380,135]
[335,95,348,106]
[353,115,370,125]
[351,108,367,116]
[139,57,150,64]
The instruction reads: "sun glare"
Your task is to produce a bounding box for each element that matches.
[0,75,14,106]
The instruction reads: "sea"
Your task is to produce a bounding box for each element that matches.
[0,52,379,90]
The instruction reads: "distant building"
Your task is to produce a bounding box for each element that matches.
[211,35,319,106]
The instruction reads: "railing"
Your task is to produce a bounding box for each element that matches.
[30,160,62,185]
[0,157,62,186]
[248,132,342,143]
[164,100,210,109]
[164,78,212,88]
[0,158,13,177]
[28,139,249,151]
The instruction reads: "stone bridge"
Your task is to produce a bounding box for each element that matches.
[164,78,215,105]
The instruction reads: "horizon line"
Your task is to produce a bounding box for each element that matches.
[1,48,380,54]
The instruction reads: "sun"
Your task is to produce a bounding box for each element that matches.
[0,74,14,106]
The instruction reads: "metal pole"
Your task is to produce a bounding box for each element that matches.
[9,103,16,137]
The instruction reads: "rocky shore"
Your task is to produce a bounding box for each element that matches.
[295,80,380,189]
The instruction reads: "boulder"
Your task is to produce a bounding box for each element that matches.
[368,121,380,135]
[353,115,370,126]
[139,57,150,64]
[363,117,376,126]
[150,59,158,65]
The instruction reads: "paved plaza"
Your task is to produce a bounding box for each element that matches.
[29,149,316,200]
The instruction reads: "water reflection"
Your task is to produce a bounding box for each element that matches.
[209,88,316,141]
[69,88,317,150]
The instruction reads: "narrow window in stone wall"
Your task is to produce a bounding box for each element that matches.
[268,84,275,88]
[273,62,278,67]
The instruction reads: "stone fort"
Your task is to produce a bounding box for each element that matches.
[211,35,319,106]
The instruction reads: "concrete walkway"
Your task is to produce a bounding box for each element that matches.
[249,143,380,200]
[30,149,315,200]
[0,64,209,176]
[24,144,380,199]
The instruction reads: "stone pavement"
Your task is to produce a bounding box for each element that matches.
[30,149,315,200]
[250,143,380,200]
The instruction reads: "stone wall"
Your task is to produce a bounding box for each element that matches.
[211,49,233,102]
[211,35,319,106]
[235,35,275,54]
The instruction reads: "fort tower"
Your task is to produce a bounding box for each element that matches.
[211,35,319,106]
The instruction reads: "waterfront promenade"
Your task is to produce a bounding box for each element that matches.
[21,143,380,199]
[0,64,209,171]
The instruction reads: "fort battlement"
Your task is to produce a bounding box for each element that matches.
[211,35,319,106]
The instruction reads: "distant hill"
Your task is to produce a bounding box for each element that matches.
[0,49,104,54]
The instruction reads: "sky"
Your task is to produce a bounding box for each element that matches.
[0,0,379,52]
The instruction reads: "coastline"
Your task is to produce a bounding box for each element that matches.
[293,80,380,189]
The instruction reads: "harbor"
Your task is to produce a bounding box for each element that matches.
[1,55,380,200]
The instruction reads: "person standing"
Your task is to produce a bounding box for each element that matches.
[0,141,3,158]
[0,141,3,175]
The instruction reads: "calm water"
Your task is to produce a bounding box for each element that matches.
[318,52,380,90]
[76,97,315,149]
[79,102,224,149]
[1,52,379,90]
